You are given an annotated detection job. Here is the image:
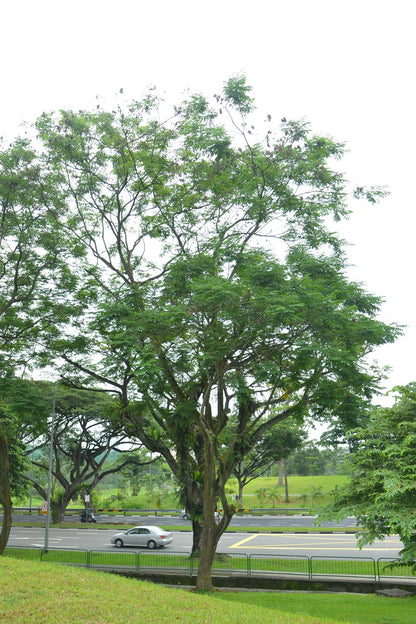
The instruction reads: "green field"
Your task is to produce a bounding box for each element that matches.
[234,475,350,508]
[18,474,350,511]
[1,557,415,624]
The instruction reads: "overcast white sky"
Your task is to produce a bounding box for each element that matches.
[1,0,415,403]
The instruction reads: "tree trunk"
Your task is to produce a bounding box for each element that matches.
[191,518,203,554]
[0,429,12,554]
[51,500,67,523]
[196,519,220,590]
[238,480,244,508]
[195,429,221,591]
[278,459,284,487]
[284,461,290,503]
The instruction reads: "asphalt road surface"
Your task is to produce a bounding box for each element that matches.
[11,512,358,529]
[7,526,403,559]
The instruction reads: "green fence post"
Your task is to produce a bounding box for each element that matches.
[308,556,313,580]
[248,554,251,577]
[87,550,91,569]
[137,551,141,572]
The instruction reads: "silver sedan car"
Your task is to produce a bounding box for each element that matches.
[110,526,173,549]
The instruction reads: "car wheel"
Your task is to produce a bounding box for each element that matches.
[183,513,189,520]
[114,539,123,548]
[147,540,157,549]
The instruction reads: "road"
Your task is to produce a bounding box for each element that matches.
[7,525,403,559]
[11,511,358,529]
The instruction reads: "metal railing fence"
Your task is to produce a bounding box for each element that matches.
[4,546,416,582]
[248,553,309,577]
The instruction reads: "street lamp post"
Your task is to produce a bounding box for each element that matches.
[44,384,57,552]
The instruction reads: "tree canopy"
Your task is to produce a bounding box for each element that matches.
[0,76,399,588]
[320,383,416,569]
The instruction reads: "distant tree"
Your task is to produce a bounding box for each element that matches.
[320,383,416,569]
[265,484,281,507]
[309,485,324,509]
[286,443,349,476]
[24,385,151,523]
[111,448,156,496]
[233,420,305,506]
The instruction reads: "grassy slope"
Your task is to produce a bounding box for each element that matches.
[17,475,350,510]
[239,475,350,495]
[1,558,415,624]
[216,590,416,624]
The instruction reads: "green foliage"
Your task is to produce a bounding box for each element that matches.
[256,488,267,506]
[0,408,29,504]
[222,75,255,114]
[232,418,306,503]
[0,138,82,368]
[286,443,349,476]
[320,383,416,567]
[0,375,51,502]
[265,485,281,507]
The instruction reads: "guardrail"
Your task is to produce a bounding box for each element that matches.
[7,506,310,516]
[4,546,415,582]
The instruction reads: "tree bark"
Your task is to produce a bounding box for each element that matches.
[51,500,68,524]
[238,480,244,508]
[191,518,203,554]
[0,429,12,555]
[278,459,284,487]
[284,461,290,503]
[196,519,220,590]
[195,428,222,591]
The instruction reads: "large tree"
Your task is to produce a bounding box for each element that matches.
[320,383,416,569]
[31,77,398,589]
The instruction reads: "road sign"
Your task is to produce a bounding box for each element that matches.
[40,501,48,514]
[84,495,90,503]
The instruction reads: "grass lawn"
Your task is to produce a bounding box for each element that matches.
[1,557,415,624]
[16,474,350,511]
[216,590,416,624]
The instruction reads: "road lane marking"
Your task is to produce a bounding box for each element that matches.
[230,545,400,551]
[229,534,261,548]
[228,533,402,551]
